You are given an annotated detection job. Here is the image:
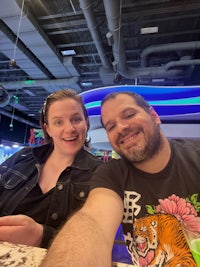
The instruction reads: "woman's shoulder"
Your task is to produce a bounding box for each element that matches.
[82,149,103,167]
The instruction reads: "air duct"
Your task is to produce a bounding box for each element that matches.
[79,0,112,70]
[0,77,81,93]
[102,0,200,82]
[141,41,200,67]
[0,19,53,79]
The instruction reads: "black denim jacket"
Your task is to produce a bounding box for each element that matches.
[0,143,102,247]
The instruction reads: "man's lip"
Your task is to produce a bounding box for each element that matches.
[119,130,140,144]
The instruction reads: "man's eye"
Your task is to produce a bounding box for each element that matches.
[125,113,134,119]
[107,125,115,132]
[72,117,82,123]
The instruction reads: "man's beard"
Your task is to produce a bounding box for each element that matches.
[116,122,162,163]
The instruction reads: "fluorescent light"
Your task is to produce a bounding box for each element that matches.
[141,26,158,34]
[61,49,76,56]
[12,144,19,148]
[80,82,93,86]
[152,78,165,82]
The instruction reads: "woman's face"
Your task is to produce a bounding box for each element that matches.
[45,98,88,158]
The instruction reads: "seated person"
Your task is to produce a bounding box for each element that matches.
[41,91,200,266]
[0,89,102,248]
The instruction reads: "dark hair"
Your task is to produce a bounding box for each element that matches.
[40,89,90,147]
[100,91,151,127]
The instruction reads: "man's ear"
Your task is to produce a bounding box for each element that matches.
[149,106,161,124]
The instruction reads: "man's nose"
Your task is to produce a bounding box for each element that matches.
[116,122,129,132]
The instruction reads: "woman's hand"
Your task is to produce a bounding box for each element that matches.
[0,214,43,247]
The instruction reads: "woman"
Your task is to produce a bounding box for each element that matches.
[0,89,102,248]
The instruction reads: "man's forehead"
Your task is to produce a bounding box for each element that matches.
[101,94,138,123]
[102,94,137,109]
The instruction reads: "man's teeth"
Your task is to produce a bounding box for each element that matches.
[121,132,139,144]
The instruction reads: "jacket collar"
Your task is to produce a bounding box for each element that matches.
[33,143,89,170]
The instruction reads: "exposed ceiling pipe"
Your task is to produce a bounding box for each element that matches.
[141,41,200,67]
[102,0,198,81]
[102,0,131,75]
[165,59,200,70]
[79,0,112,70]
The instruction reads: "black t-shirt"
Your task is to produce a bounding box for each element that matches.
[91,139,200,266]
[13,184,53,225]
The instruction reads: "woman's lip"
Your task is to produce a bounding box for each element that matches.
[63,136,78,141]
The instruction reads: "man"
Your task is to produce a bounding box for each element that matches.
[41,91,200,267]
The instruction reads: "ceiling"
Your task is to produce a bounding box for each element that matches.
[1,0,200,128]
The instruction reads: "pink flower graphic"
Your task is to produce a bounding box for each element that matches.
[156,194,200,232]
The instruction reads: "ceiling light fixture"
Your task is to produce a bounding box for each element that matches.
[61,49,76,56]
[152,78,165,82]
[80,82,93,86]
[140,26,158,34]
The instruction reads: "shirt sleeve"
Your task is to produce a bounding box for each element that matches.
[41,225,59,248]
[90,159,125,200]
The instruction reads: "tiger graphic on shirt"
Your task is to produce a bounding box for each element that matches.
[131,214,196,267]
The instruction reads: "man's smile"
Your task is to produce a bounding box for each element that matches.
[118,127,142,146]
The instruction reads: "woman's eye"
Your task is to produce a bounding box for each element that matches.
[55,120,63,126]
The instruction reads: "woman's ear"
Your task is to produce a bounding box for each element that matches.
[149,106,161,124]
[43,123,47,131]
[86,118,90,131]
[44,123,51,137]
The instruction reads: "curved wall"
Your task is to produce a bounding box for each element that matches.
[80,85,200,150]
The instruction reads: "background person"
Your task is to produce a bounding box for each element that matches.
[41,91,200,267]
[0,89,102,248]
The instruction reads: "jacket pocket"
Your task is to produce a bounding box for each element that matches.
[69,182,90,213]
[0,169,27,189]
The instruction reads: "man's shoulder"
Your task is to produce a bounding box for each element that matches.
[170,138,200,149]
[170,138,200,158]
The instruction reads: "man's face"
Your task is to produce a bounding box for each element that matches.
[101,94,162,163]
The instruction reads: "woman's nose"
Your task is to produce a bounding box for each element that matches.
[64,121,75,131]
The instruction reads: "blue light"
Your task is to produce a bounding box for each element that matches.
[80,85,200,119]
